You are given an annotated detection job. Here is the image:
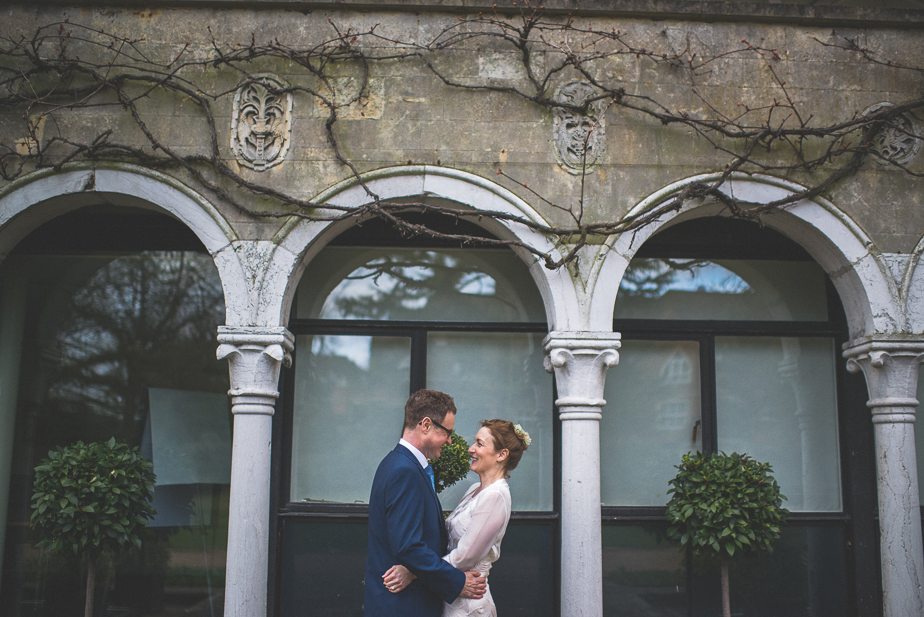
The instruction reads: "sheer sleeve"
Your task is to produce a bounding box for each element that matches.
[443,488,510,571]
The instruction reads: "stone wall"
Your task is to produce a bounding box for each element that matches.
[1,3,922,250]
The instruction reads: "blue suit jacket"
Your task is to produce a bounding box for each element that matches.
[364,444,465,617]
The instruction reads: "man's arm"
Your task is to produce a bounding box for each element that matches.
[384,565,485,599]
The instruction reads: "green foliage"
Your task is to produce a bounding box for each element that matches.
[431,432,470,494]
[30,438,156,559]
[666,451,787,561]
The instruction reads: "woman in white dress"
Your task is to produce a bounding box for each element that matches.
[383,419,531,616]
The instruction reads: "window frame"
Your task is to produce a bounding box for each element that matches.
[600,219,879,617]
[270,224,561,617]
[278,318,554,514]
[1,205,231,617]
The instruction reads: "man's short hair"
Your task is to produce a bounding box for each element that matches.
[404,389,456,429]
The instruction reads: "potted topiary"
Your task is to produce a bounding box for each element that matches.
[30,438,156,617]
[666,451,787,617]
[430,432,470,494]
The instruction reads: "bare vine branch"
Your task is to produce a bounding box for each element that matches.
[0,6,921,269]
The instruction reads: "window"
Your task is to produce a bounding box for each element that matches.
[0,207,229,617]
[601,218,875,617]
[276,217,556,616]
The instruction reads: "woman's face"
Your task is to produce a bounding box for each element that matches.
[468,426,506,476]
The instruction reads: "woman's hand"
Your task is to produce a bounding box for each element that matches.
[383,564,416,593]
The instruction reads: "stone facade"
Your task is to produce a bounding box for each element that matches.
[1,2,923,617]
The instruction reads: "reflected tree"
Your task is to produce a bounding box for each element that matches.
[44,251,225,442]
[330,251,518,320]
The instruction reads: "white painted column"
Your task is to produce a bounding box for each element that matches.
[845,339,924,617]
[217,326,293,617]
[544,331,621,617]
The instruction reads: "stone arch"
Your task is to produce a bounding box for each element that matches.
[905,236,924,334]
[588,172,898,340]
[268,165,581,330]
[0,164,250,324]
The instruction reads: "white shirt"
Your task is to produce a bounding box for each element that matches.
[398,438,428,469]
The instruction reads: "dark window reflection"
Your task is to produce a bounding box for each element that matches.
[0,249,229,617]
[279,520,556,617]
[603,524,687,617]
[602,523,848,617]
[729,525,848,617]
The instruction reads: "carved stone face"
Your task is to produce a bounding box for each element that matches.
[862,102,922,166]
[231,75,292,171]
[561,110,599,165]
[552,81,606,174]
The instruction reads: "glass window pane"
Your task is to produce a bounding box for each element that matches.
[279,519,367,617]
[290,334,411,504]
[0,251,229,617]
[481,522,557,617]
[616,259,828,321]
[602,340,702,506]
[603,524,848,617]
[296,247,545,322]
[427,332,553,511]
[279,519,557,617]
[603,523,688,617]
[729,525,848,617]
[716,337,841,512]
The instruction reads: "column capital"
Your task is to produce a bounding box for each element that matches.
[543,331,621,421]
[217,326,294,416]
[843,335,924,360]
[217,325,295,350]
[844,337,924,424]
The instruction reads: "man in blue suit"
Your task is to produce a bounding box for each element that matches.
[364,389,486,616]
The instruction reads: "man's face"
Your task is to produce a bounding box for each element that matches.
[422,411,455,460]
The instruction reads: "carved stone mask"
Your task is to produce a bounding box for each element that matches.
[231,75,293,171]
[553,81,606,174]
[862,102,922,166]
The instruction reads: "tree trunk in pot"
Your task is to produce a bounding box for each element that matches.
[720,559,731,617]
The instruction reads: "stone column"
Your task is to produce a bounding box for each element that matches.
[217,326,293,617]
[844,339,924,617]
[544,331,621,617]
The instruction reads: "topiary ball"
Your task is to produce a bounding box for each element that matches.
[430,432,470,493]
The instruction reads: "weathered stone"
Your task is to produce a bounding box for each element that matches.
[2,5,924,617]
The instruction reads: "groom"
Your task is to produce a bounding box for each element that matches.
[364,389,485,616]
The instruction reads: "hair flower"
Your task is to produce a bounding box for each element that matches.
[513,423,531,447]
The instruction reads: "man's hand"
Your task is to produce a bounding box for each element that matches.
[383,564,416,593]
[459,570,486,599]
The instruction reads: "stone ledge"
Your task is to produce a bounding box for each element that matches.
[19,0,924,27]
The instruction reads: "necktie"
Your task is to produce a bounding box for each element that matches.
[425,465,436,492]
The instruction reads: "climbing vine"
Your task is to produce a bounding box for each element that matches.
[0,4,921,266]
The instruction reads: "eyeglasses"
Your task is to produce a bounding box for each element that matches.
[425,417,453,437]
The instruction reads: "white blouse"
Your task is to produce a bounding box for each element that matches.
[443,479,512,576]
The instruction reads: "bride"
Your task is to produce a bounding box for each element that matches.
[383,419,530,616]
